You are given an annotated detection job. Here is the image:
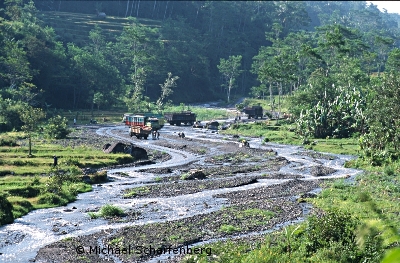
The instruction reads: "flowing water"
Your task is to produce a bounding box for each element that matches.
[0,125,362,262]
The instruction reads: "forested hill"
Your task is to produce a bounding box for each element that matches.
[0,1,399,113]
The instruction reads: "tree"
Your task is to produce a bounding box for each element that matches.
[156,72,179,112]
[19,105,45,156]
[44,115,70,139]
[217,55,242,103]
[360,61,400,162]
[93,92,106,112]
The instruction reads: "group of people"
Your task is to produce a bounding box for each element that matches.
[152,131,160,139]
[178,132,185,138]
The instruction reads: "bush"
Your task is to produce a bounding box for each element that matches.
[99,204,124,218]
[305,209,359,254]
[44,115,71,139]
[0,135,17,146]
[384,165,395,176]
[0,193,14,225]
[12,199,34,218]
[89,170,108,184]
[37,192,68,206]
[45,166,81,194]
[8,186,41,198]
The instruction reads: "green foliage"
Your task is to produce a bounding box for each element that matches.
[156,72,179,112]
[0,192,14,226]
[89,204,125,219]
[361,72,400,160]
[305,210,359,255]
[0,135,17,146]
[89,170,108,184]
[295,85,367,139]
[7,186,40,198]
[218,55,243,103]
[19,105,46,155]
[382,248,400,263]
[219,224,240,234]
[44,115,71,139]
[45,166,81,195]
[37,192,68,206]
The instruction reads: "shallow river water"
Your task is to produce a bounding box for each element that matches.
[0,124,362,262]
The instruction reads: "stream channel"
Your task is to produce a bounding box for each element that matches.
[0,124,362,263]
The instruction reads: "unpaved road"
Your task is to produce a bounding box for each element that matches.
[0,123,361,263]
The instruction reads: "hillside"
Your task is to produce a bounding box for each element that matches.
[39,11,161,45]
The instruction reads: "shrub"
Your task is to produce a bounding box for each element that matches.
[0,193,14,225]
[0,135,17,146]
[98,204,124,218]
[8,186,41,198]
[220,224,240,234]
[384,165,395,176]
[305,209,359,255]
[44,115,71,139]
[89,170,108,184]
[12,199,34,218]
[37,192,68,206]
[45,166,81,194]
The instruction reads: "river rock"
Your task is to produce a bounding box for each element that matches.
[183,169,207,180]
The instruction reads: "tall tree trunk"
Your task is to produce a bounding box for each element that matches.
[130,0,134,16]
[169,1,173,18]
[125,0,129,17]
[152,0,156,18]
[269,82,273,112]
[163,1,169,20]
[28,135,32,156]
[136,0,140,17]
[194,6,199,25]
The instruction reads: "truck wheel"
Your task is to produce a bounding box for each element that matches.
[144,135,148,140]
[135,135,140,139]
[176,122,181,126]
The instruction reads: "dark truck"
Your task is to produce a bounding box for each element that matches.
[164,111,196,126]
[243,105,263,119]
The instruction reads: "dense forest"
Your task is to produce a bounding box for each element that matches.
[1,1,400,159]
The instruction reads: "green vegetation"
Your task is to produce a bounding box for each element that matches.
[2,0,400,261]
[0,131,133,225]
[88,204,125,219]
[124,186,150,198]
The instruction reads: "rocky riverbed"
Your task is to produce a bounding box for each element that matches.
[0,124,361,263]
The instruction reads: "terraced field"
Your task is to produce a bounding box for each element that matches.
[39,11,162,44]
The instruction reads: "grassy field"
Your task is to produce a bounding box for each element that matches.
[0,131,133,225]
[221,120,360,155]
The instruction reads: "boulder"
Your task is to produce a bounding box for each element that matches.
[102,142,148,159]
[183,169,207,180]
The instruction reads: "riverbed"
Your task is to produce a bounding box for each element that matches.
[0,123,362,263]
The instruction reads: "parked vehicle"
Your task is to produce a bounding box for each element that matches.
[124,114,153,139]
[164,111,196,126]
[243,105,263,119]
[123,113,164,131]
